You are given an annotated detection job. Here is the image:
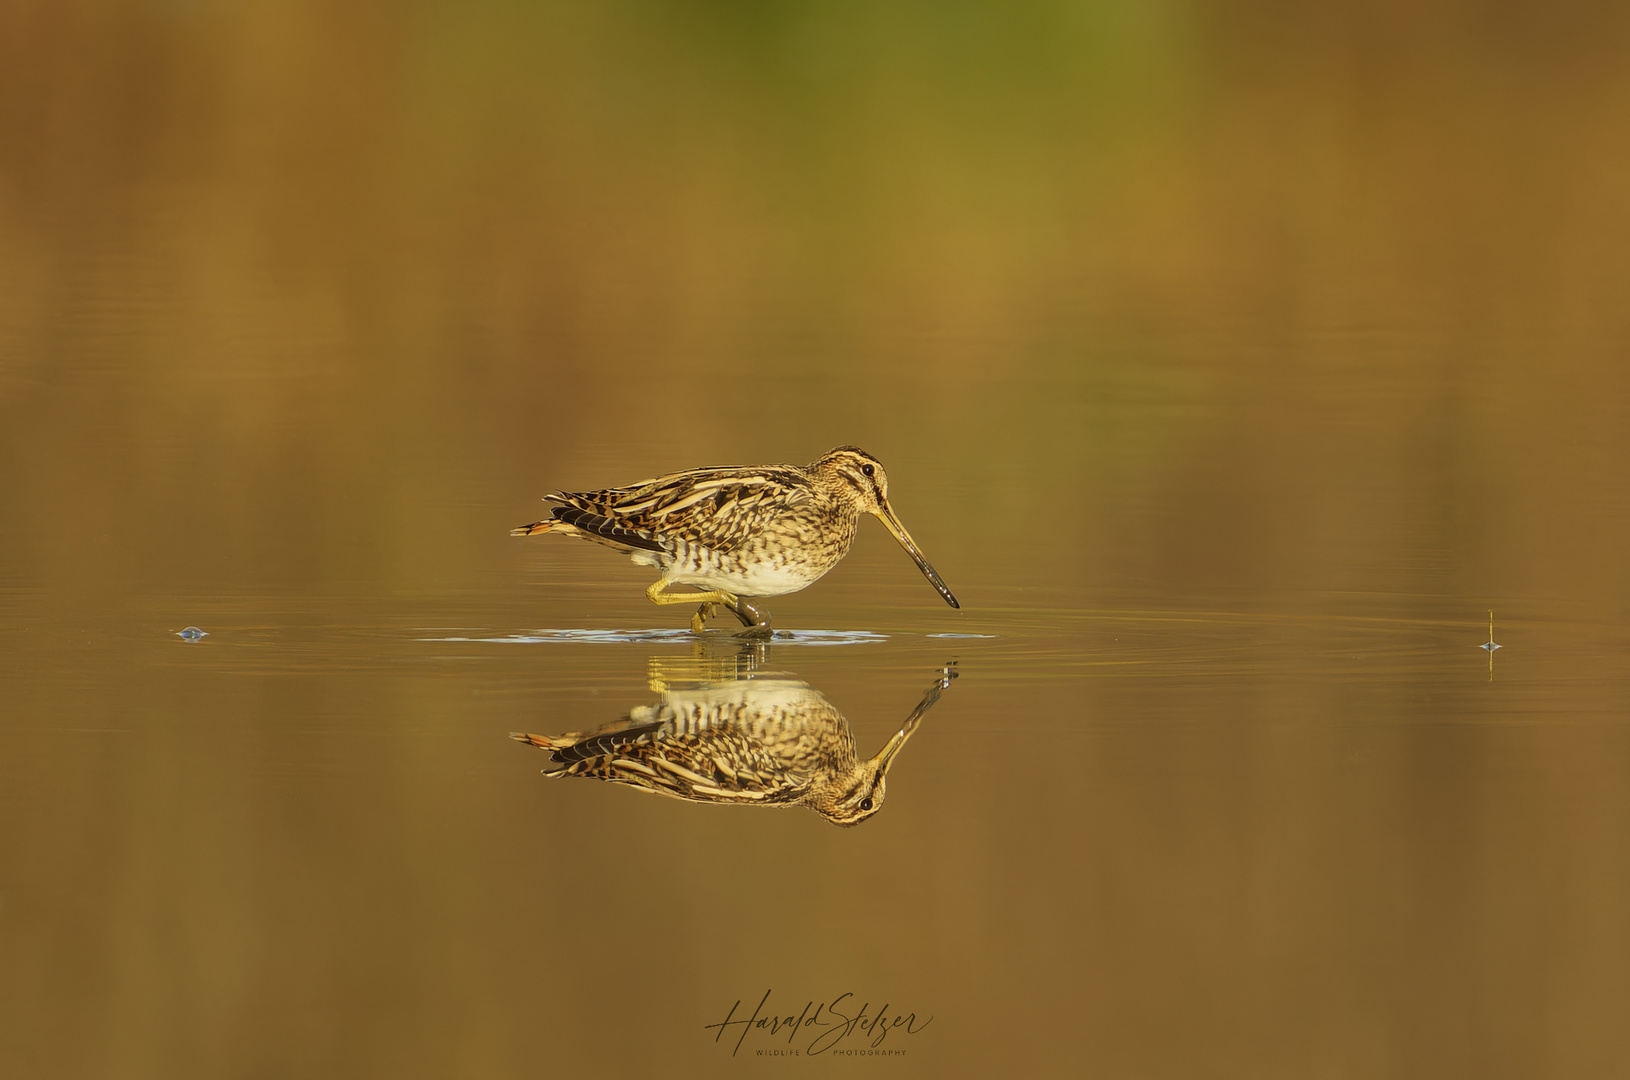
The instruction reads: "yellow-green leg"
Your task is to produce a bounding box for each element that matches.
[647,580,735,632]
[646,581,770,635]
[692,602,720,633]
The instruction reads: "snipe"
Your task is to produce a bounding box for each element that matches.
[511,446,958,633]
[511,657,956,826]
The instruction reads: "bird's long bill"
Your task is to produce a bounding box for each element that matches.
[872,712,924,777]
[871,665,953,774]
[874,503,960,609]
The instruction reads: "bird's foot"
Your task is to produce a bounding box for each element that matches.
[690,603,719,633]
[691,595,771,636]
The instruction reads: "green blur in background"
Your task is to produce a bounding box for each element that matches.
[3,1,1630,1077]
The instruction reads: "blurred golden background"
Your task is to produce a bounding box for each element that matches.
[3,1,1629,1077]
[4,0,1628,610]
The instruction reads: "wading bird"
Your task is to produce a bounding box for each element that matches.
[511,446,959,633]
[511,658,956,826]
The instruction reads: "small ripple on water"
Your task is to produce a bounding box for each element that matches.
[418,628,891,646]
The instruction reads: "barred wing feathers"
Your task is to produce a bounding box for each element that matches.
[510,722,810,806]
[544,466,812,554]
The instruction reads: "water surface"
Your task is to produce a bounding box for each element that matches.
[4,2,1630,1077]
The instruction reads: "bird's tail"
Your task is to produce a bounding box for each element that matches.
[510,731,565,749]
[509,520,556,537]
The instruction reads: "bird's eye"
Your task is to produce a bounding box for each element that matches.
[861,464,875,478]
[859,797,873,811]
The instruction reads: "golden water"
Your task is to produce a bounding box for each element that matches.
[4,2,1629,1076]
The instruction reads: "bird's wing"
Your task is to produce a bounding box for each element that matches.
[515,723,810,806]
[548,465,811,554]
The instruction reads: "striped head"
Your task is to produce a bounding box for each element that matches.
[809,447,960,610]
[806,721,919,827]
[806,660,953,826]
[810,446,894,517]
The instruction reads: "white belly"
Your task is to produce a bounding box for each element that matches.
[630,548,826,597]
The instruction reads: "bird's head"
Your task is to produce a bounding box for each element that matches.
[808,722,920,827]
[804,662,957,827]
[810,446,959,610]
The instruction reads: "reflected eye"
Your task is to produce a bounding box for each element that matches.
[861,464,875,478]
[859,797,873,811]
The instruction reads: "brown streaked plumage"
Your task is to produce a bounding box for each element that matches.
[510,661,956,826]
[511,446,959,632]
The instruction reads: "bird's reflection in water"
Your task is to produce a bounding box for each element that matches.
[511,643,956,826]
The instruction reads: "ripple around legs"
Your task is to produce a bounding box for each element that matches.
[417,628,893,646]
